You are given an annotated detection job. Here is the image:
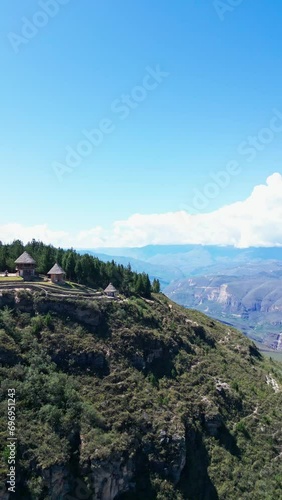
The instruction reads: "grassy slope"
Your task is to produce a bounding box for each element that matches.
[0,277,23,282]
[0,292,282,499]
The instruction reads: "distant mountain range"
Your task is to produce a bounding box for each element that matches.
[80,244,282,285]
[80,245,282,350]
[80,248,187,287]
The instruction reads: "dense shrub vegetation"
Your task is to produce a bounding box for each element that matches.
[0,292,282,498]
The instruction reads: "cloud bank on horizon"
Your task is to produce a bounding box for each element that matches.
[1,173,282,249]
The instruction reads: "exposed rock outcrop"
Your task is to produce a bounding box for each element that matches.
[88,455,135,500]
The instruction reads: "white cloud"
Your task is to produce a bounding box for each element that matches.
[0,224,69,248]
[1,173,282,249]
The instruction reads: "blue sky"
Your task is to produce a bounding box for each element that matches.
[1,0,282,247]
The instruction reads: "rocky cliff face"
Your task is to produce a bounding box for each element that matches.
[165,275,282,347]
[89,455,135,500]
[166,276,282,313]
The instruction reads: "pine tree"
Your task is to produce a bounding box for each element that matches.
[75,260,83,283]
[152,278,161,293]
[64,251,77,281]
[135,274,145,295]
[143,274,151,298]
[55,248,64,267]
[38,246,54,274]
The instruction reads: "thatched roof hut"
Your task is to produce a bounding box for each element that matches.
[104,283,117,297]
[15,252,36,265]
[47,263,65,283]
[47,263,65,275]
[15,252,36,279]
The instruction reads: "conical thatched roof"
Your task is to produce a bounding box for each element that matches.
[15,252,36,265]
[47,263,65,275]
[104,283,117,293]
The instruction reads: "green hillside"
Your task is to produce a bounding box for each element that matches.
[0,290,282,499]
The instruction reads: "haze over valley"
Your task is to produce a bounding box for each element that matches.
[86,244,282,353]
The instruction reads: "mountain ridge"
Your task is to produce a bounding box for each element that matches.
[0,289,282,499]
